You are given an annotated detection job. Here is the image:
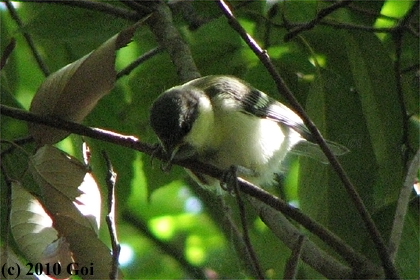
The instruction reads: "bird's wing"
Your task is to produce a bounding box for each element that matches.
[190,75,349,158]
[239,88,314,141]
[189,75,312,138]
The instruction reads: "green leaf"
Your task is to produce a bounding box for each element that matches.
[299,64,377,252]
[396,202,420,279]
[346,30,404,208]
[189,17,246,75]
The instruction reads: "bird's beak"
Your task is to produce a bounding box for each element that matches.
[170,142,197,161]
[160,142,197,172]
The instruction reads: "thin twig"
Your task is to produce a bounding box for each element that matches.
[317,20,396,33]
[103,151,121,280]
[32,0,140,21]
[401,63,419,74]
[395,0,419,29]
[230,167,265,279]
[347,3,401,22]
[117,47,163,79]
[393,26,409,164]
[248,197,379,279]
[393,0,419,168]
[121,211,207,279]
[187,181,267,277]
[119,0,152,17]
[0,104,375,273]
[0,104,152,153]
[283,20,393,33]
[217,1,399,279]
[389,149,420,261]
[0,38,16,71]
[5,0,50,76]
[0,136,34,157]
[284,235,305,280]
[218,199,261,278]
[284,0,353,41]
[248,11,404,34]
[0,165,12,262]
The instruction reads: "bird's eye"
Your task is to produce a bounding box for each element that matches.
[181,122,192,134]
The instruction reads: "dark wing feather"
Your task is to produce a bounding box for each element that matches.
[189,75,314,140]
[241,88,314,141]
[188,75,349,157]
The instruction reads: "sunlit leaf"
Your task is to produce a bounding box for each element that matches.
[28,145,116,279]
[29,24,138,145]
[29,145,101,232]
[54,215,121,280]
[10,181,73,279]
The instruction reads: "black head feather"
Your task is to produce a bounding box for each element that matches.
[150,87,201,153]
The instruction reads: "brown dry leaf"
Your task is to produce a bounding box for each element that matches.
[29,24,138,145]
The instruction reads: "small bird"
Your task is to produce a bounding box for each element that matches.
[150,75,348,191]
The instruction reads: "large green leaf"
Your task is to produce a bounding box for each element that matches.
[346,30,404,208]
[189,17,246,76]
[299,67,373,250]
[18,2,130,69]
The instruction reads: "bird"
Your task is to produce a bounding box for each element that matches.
[150,75,348,192]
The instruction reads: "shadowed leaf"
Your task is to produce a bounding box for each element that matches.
[29,24,138,145]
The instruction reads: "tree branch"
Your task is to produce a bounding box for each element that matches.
[248,12,411,35]
[0,104,380,276]
[103,151,121,280]
[389,149,420,261]
[284,0,353,41]
[284,235,305,280]
[29,0,140,21]
[5,0,50,76]
[0,104,151,153]
[0,38,16,71]
[117,47,164,79]
[248,198,377,279]
[217,1,399,279]
[241,179,380,274]
[231,168,265,279]
[169,0,210,31]
[143,0,201,82]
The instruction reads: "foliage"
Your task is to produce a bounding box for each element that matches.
[1,1,418,279]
